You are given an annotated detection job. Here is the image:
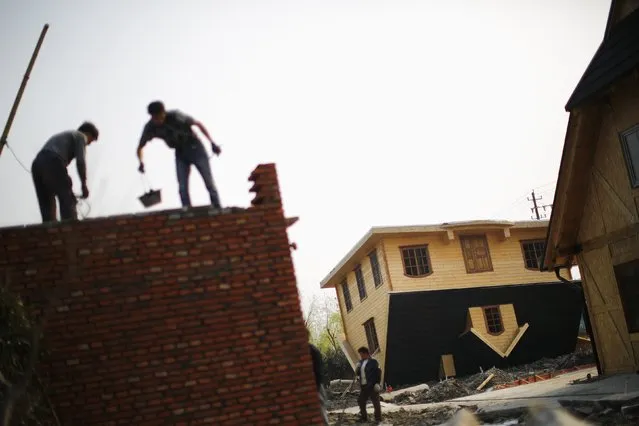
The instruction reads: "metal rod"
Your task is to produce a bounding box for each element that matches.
[0,23,50,156]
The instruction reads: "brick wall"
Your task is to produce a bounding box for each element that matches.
[0,164,322,425]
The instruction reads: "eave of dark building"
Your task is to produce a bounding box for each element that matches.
[565,6,639,111]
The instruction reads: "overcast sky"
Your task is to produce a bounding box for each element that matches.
[0,0,609,311]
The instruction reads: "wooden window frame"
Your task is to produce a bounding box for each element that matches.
[363,318,380,353]
[619,123,639,188]
[368,249,384,288]
[459,234,494,274]
[354,264,367,301]
[341,279,353,313]
[483,305,504,336]
[613,259,639,333]
[399,244,433,278]
[520,239,547,270]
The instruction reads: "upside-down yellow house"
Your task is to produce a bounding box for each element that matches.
[320,220,584,386]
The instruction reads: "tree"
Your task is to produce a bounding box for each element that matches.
[303,293,353,381]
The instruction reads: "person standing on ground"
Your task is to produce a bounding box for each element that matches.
[310,342,329,425]
[136,101,222,208]
[355,346,382,424]
[31,122,99,223]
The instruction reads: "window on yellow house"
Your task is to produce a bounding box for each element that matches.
[400,245,432,277]
[368,250,383,287]
[364,318,380,353]
[483,306,504,335]
[521,240,546,270]
[355,264,367,301]
[341,279,353,312]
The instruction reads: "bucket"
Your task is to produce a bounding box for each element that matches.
[138,189,162,208]
[138,174,162,208]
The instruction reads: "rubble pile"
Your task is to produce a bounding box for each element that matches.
[395,379,473,405]
[560,397,639,425]
[325,379,359,411]
[391,349,595,407]
[505,348,595,379]
[462,367,516,390]
[328,405,637,425]
[329,406,460,425]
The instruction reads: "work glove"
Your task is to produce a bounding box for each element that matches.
[138,162,145,173]
[81,183,90,199]
[373,384,381,393]
[211,143,221,156]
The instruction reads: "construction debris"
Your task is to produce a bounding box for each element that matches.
[390,349,595,406]
[476,373,495,391]
[328,404,638,425]
[380,383,430,403]
[329,406,460,425]
[326,349,598,421]
[394,379,473,405]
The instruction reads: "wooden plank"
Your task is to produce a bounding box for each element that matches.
[440,354,456,378]
[476,373,494,391]
[504,323,530,357]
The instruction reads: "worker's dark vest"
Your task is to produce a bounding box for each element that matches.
[156,112,199,151]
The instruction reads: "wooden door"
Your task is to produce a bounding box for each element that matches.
[460,235,493,273]
[578,247,636,373]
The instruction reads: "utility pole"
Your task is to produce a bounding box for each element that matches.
[528,189,553,220]
[0,24,50,157]
[528,190,542,220]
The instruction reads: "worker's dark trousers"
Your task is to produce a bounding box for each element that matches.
[358,384,382,422]
[175,142,221,208]
[31,150,77,222]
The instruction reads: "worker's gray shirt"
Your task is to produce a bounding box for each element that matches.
[41,130,87,182]
[138,110,199,152]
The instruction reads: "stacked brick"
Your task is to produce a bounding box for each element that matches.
[0,164,322,425]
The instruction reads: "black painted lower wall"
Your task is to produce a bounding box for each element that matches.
[384,281,583,386]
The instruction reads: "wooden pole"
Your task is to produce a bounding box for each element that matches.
[0,23,50,157]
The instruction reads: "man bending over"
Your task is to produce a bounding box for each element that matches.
[31,122,99,222]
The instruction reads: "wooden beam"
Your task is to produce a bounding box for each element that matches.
[442,230,455,244]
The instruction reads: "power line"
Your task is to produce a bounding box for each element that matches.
[5,143,31,174]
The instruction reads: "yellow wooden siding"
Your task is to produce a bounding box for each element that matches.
[468,304,519,353]
[574,82,639,373]
[336,243,391,374]
[384,229,566,292]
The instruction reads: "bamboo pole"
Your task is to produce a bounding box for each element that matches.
[0,24,50,157]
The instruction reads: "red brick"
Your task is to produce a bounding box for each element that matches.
[0,164,323,425]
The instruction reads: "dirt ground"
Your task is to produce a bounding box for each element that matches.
[324,349,626,425]
[327,406,637,425]
[326,349,595,410]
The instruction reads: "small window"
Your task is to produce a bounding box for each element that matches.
[400,245,432,277]
[620,124,639,188]
[368,250,383,288]
[613,259,639,333]
[354,264,367,300]
[341,279,353,312]
[460,235,493,274]
[521,240,546,270]
[483,306,504,335]
[364,318,380,353]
